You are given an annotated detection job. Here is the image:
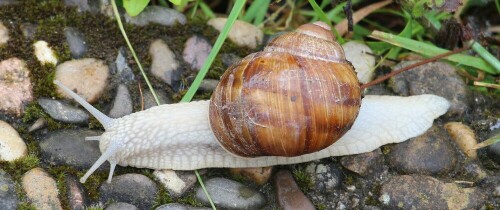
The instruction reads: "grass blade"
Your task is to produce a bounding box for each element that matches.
[369,30,497,74]
[308,0,344,43]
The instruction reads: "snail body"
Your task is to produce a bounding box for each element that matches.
[53,22,450,183]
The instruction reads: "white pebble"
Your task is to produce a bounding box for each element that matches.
[33,41,58,65]
[0,21,9,46]
[342,41,375,84]
[208,18,263,48]
[149,39,179,85]
[0,120,27,161]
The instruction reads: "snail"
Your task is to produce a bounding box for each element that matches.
[53,22,450,183]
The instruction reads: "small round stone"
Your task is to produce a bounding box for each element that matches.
[195,177,266,209]
[143,89,171,109]
[0,57,33,115]
[99,174,159,210]
[0,169,18,210]
[38,98,89,124]
[156,203,211,210]
[108,84,133,118]
[229,167,273,185]
[208,18,263,48]
[0,120,27,161]
[305,162,342,193]
[275,170,315,210]
[33,40,58,65]
[40,129,107,170]
[65,176,89,210]
[55,58,109,103]
[0,21,9,46]
[106,202,138,210]
[340,148,384,177]
[183,35,212,71]
[64,27,87,58]
[380,175,487,209]
[153,169,198,198]
[125,6,186,26]
[388,125,457,176]
[444,122,478,159]
[22,168,62,210]
[390,61,468,116]
[113,47,134,83]
[149,39,180,87]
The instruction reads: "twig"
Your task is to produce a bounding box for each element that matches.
[360,46,470,89]
[473,81,500,89]
[335,0,393,36]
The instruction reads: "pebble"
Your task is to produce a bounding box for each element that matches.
[64,27,87,58]
[38,98,89,124]
[64,0,92,12]
[153,169,198,198]
[275,170,315,210]
[391,61,468,116]
[305,162,342,193]
[125,6,186,26]
[100,173,159,210]
[156,203,211,210]
[22,167,63,210]
[55,58,109,103]
[0,21,9,46]
[0,0,18,6]
[39,129,107,170]
[149,39,181,87]
[340,148,384,177]
[444,122,478,159]
[195,177,266,209]
[388,125,457,176]
[108,84,133,118]
[65,176,89,210]
[220,53,241,68]
[33,40,58,65]
[143,89,171,109]
[106,202,139,210]
[495,186,500,197]
[28,118,47,132]
[459,160,488,182]
[0,57,33,115]
[199,79,219,92]
[0,169,18,210]
[113,47,134,83]
[183,35,212,71]
[208,18,263,48]
[342,41,375,84]
[20,23,37,39]
[380,174,486,209]
[0,120,27,161]
[229,167,273,185]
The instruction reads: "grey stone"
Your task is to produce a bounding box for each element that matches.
[390,61,469,116]
[20,23,37,39]
[40,129,108,170]
[195,177,266,210]
[0,0,18,6]
[183,36,212,71]
[143,89,171,110]
[220,53,241,68]
[305,162,342,193]
[340,148,384,177]
[149,39,181,88]
[100,174,159,210]
[64,0,90,12]
[487,129,500,164]
[65,176,89,210]
[38,98,89,124]
[125,6,186,26]
[106,202,138,210]
[64,27,87,58]
[108,84,133,118]
[114,48,135,83]
[388,125,457,176]
[156,203,210,210]
[0,169,18,210]
[380,175,487,209]
[199,79,219,92]
[275,170,314,210]
[458,160,488,182]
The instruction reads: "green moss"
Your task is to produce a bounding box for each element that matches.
[16,203,37,210]
[292,168,314,191]
[176,193,205,207]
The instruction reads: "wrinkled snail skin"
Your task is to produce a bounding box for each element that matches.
[52,21,451,184]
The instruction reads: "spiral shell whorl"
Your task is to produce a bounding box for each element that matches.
[264,22,346,63]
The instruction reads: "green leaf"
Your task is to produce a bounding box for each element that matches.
[169,0,194,5]
[308,0,344,43]
[123,0,150,17]
[369,31,498,74]
[411,0,427,18]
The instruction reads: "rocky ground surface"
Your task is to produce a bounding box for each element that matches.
[0,1,499,210]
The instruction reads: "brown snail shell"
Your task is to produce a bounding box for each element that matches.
[209,22,361,157]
